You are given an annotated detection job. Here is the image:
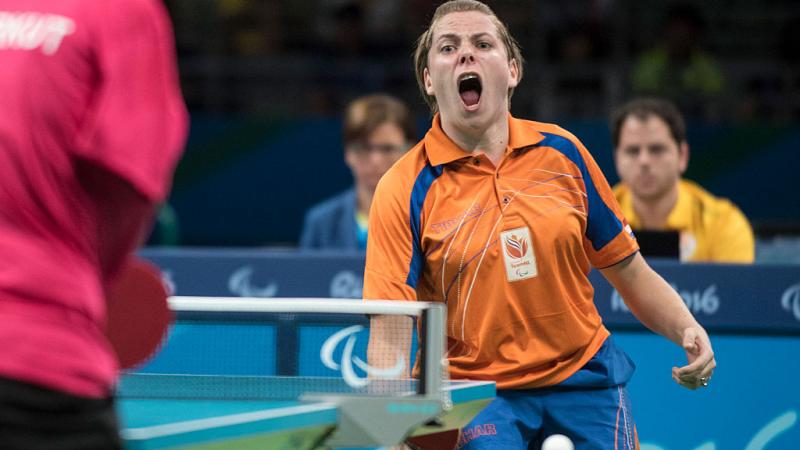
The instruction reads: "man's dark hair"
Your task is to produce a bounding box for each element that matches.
[610,98,687,149]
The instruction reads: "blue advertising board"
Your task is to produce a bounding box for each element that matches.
[138,248,800,449]
[140,248,800,333]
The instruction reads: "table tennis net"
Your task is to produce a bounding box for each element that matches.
[117,373,422,400]
[127,297,447,402]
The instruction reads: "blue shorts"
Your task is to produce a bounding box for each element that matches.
[456,337,639,450]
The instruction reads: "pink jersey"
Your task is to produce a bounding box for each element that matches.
[0,0,187,397]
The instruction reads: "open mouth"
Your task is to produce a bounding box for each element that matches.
[458,73,482,108]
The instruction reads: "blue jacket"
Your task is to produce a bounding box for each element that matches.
[299,188,362,250]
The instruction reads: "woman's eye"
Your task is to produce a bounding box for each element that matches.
[477,41,491,49]
[441,45,455,53]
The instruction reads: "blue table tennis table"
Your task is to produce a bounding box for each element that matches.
[117,373,495,449]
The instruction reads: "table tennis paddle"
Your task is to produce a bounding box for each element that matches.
[105,257,173,370]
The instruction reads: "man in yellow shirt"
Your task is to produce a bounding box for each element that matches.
[611,98,754,263]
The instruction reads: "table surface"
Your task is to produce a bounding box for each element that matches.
[117,373,495,449]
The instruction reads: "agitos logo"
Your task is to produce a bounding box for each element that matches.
[504,234,528,259]
[320,325,405,388]
[782,283,800,321]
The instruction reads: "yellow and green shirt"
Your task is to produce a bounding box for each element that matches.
[614,179,754,263]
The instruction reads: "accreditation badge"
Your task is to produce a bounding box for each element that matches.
[500,226,537,282]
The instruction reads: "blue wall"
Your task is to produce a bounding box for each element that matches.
[138,324,800,449]
[617,332,799,450]
[135,249,800,449]
[167,116,800,246]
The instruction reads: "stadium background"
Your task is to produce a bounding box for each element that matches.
[157,0,800,254]
[142,1,799,449]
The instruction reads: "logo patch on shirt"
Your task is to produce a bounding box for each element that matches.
[500,227,537,282]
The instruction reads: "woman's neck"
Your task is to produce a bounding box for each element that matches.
[441,114,509,165]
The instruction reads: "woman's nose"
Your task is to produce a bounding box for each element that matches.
[459,52,475,64]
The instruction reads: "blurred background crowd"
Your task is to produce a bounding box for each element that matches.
[152,0,800,263]
[168,0,800,120]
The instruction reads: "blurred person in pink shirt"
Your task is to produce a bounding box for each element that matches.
[0,0,187,448]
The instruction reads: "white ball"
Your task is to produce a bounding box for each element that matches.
[542,433,574,450]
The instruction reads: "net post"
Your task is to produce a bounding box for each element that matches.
[419,302,445,399]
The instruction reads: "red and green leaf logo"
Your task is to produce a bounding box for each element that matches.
[505,234,528,259]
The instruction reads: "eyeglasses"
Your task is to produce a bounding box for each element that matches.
[347,143,409,156]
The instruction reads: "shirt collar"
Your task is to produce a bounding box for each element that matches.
[616,179,692,229]
[615,185,640,228]
[423,113,545,166]
[507,113,546,150]
[665,180,693,229]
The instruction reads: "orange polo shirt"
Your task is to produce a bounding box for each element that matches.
[364,114,638,389]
